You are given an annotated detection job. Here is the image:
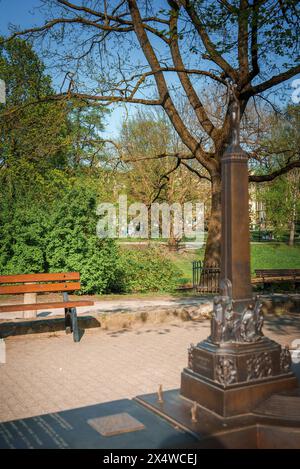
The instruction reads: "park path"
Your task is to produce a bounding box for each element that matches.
[0,296,212,320]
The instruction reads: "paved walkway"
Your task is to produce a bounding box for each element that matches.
[0,296,211,320]
[0,313,299,424]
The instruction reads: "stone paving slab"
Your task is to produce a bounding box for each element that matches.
[0,316,299,424]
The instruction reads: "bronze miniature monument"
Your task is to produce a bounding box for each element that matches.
[181,95,297,416]
[136,90,300,447]
[181,97,297,415]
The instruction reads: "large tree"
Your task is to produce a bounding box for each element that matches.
[4,0,300,264]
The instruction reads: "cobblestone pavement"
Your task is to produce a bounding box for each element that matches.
[0,316,299,423]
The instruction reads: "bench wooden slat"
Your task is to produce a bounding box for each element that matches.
[253,268,300,287]
[253,276,299,282]
[256,271,300,277]
[0,282,81,295]
[0,300,94,313]
[0,272,80,284]
[255,269,300,276]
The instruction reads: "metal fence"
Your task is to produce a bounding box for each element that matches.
[192,261,220,294]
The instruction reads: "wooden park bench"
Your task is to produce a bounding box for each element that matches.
[253,269,300,290]
[0,272,94,342]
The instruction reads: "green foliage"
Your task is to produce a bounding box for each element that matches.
[0,180,181,294]
[255,105,300,239]
[0,177,122,294]
[0,37,70,176]
[115,247,180,293]
[44,183,120,294]
[0,201,47,274]
[261,175,300,237]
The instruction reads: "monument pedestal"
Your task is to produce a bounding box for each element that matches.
[135,384,300,448]
[181,337,297,417]
[179,289,298,417]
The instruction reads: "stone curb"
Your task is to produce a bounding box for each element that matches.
[260,294,300,316]
[0,304,212,339]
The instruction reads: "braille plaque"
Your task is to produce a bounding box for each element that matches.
[87,412,145,437]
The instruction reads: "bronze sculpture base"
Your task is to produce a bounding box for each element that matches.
[181,369,297,417]
[182,337,297,416]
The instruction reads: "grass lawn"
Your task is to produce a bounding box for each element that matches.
[169,249,204,285]
[250,243,300,274]
[169,243,300,285]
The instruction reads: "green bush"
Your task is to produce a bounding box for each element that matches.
[44,186,121,294]
[0,182,121,294]
[115,247,180,293]
[0,201,47,274]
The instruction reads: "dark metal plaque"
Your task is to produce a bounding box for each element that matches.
[87,412,145,437]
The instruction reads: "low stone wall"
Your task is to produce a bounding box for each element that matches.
[260,294,300,316]
[0,303,212,339]
[1,294,297,340]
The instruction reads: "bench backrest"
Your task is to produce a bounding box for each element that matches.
[255,269,300,278]
[0,272,81,295]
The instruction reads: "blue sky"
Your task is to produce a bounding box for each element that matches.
[0,0,126,137]
[0,0,42,33]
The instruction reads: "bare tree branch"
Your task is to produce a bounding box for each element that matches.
[178,0,238,81]
[249,64,300,96]
[121,152,194,163]
[249,159,300,182]
[180,160,212,182]
[4,17,133,41]
[168,1,217,138]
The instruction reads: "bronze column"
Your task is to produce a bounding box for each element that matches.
[221,97,252,302]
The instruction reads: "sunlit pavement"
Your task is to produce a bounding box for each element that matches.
[0,313,299,423]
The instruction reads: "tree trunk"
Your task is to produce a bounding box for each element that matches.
[289,202,296,246]
[204,173,222,267]
[168,221,181,251]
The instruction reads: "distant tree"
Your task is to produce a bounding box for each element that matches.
[0,38,108,188]
[0,37,70,183]
[118,110,210,246]
[255,105,300,245]
[67,102,109,169]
